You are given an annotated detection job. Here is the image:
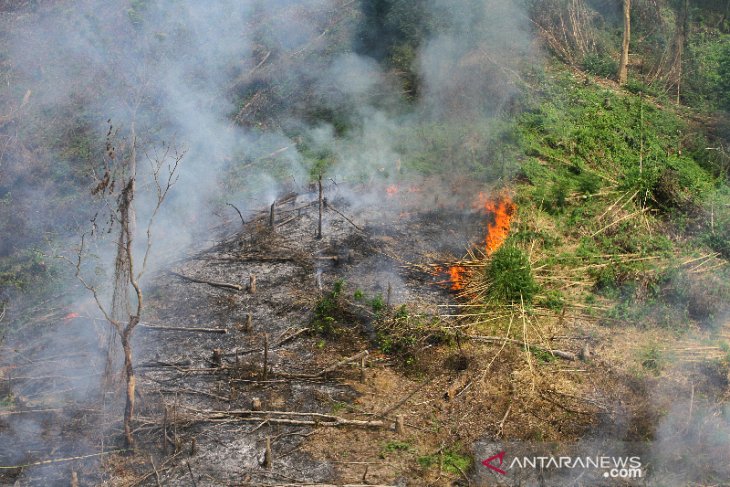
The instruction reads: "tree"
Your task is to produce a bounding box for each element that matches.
[673,0,689,103]
[618,0,631,84]
[69,122,183,447]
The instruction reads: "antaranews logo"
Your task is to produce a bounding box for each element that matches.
[481,450,643,480]
[482,451,507,475]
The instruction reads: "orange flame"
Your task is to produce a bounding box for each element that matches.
[448,265,467,290]
[476,192,516,256]
[386,184,399,197]
[444,192,516,291]
[63,312,80,321]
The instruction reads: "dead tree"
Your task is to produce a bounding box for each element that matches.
[317,174,323,239]
[618,0,631,85]
[69,122,183,447]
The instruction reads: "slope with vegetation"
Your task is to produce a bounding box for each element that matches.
[0,0,729,485]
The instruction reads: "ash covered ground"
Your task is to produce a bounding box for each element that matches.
[0,181,490,485]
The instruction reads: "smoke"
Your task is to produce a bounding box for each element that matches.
[0,0,538,482]
[649,397,730,485]
[1,0,536,266]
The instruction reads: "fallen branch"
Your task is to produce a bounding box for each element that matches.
[191,409,384,429]
[0,408,99,417]
[0,450,128,469]
[468,335,577,361]
[312,350,369,378]
[376,382,427,419]
[170,271,243,291]
[244,484,396,487]
[139,324,228,334]
[221,328,309,359]
[327,204,365,232]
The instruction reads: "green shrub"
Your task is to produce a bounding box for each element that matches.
[418,446,472,475]
[311,280,346,336]
[485,244,538,304]
[581,53,617,78]
[640,345,663,375]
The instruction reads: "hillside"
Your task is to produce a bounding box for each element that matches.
[0,1,729,486]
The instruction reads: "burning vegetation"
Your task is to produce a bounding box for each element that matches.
[1,0,730,486]
[442,191,517,292]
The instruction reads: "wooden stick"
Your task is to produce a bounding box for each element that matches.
[149,455,162,487]
[139,324,227,334]
[264,437,273,469]
[0,449,128,469]
[226,203,245,227]
[360,355,367,384]
[377,383,427,419]
[395,415,405,435]
[468,335,576,361]
[170,271,243,291]
[327,204,365,232]
[317,175,323,239]
[269,201,276,228]
[199,414,384,428]
[315,350,368,378]
[262,334,269,381]
[276,215,298,228]
[186,462,197,487]
[249,275,257,293]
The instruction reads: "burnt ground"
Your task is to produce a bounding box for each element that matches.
[0,182,495,486]
[2,181,729,486]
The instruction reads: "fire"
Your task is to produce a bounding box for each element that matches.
[476,192,516,256]
[63,312,80,321]
[448,265,467,290]
[443,192,516,291]
[386,184,399,196]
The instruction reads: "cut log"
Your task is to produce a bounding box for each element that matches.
[263,437,273,469]
[395,415,405,435]
[249,275,257,294]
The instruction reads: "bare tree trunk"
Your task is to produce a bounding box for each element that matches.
[317,175,323,240]
[106,125,138,384]
[675,0,689,104]
[618,0,631,85]
[121,328,137,447]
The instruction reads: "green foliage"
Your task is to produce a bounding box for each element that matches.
[398,119,521,181]
[581,53,617,78]
[601,265,730,330]
[376,313,449,364]
[0,249,60,296]
[311,279,346,337]
[485,244,538,304]
[640,345,663,375]
[532,348,557,363]
[418,446,472,475]
[539,290,566,311]
[370,294,385,313]
[718,41,730,110]
[382,440,413,456]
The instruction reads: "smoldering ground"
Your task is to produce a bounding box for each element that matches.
[3,1,726,486]
[0,0,535,483]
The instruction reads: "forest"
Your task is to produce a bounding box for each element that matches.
[0,0,729,485]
